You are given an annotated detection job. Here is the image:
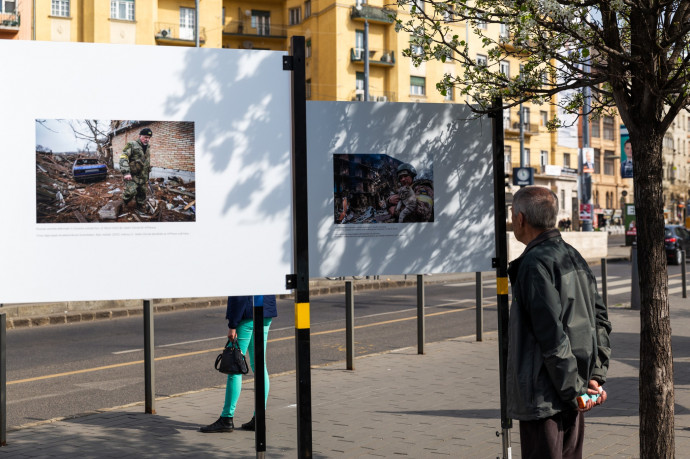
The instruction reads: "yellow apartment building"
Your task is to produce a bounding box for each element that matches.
[0,0,31,40]
[10,0,638,225]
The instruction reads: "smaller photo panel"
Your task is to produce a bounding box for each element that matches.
[333,153,434,224]
[35,119,196,223]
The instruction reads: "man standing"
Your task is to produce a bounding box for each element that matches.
[507,186,612,459]
[120,128,153,212]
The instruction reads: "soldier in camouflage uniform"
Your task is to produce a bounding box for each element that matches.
[120,128,153,209]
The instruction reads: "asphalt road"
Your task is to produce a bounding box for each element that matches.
[3,254,686,429]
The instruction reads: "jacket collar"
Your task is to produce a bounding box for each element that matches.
[522,228,561,256]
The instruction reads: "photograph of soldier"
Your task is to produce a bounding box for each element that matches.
[333,154,433,224]
[121,127,153,213]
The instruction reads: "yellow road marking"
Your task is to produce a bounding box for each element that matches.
[9,303,490,385]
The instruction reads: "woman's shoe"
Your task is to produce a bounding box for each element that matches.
[241,416,256,431]
[199,416,234,433]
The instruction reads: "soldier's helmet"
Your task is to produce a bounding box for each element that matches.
[139,128,153,137]
[397,163,417,179]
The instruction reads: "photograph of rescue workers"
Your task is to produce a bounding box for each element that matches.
[35,119,196,223]
[333,153,434,224]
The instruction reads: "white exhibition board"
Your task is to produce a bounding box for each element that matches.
[307,102,496,277]
[0,40,293,303]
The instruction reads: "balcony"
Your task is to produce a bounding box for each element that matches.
[0,12,20,32]
[223,20,287,39]
[350,89,396,102]
[505,121,540,136]
[350,48,395,66]
[350,5,396,24]
[155,23,206,46]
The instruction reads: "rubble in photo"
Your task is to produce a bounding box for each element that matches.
[36,152,196,223]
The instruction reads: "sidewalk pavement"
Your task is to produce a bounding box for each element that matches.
[1,289,688,457]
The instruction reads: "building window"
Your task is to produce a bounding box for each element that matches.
[591,119,600,137]
[180,7,195,40]
[500,23,508,39]
[444,86,454,101]
[524,148,531,166]
[410,35,424,56]
[251,10,271,35]
[476,20,487,29]
[355,30,365,59]
[522,107,530,125]
[52,0,69,17]
[356,72,364,91]
[540,110,548,127]
[410,76,425,96]
[563,152,571,168]
[1,1,16,13]
[499,61,510,77]
[540,150,548,167]
[304,1,311,18]
[604,150,615,175]
[289,7,301,25]
[410,0,424,13]
[561,190,566,210]
[306,38,312,58]
[111,0,134,21]
[593,148,601,174]
[505,145,512,170]
[306,79,312,99]
[476,54,487,67]
[603,116,614,140]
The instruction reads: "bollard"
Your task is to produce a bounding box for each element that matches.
[476,272,483,342]
[417,275,425,355]
[601,258,608,307]
[1,312,6,447]
[144,300,156,414]
[631,243,641,310]
[345,281,354,370]
[682,250,687,299]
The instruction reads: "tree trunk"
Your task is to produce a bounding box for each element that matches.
[632,128,675,458]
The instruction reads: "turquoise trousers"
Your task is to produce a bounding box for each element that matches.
[221,317,273,418]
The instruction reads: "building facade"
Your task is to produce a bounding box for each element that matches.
[663,112,690,223]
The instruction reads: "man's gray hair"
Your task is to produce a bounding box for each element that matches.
[512,186,559,230]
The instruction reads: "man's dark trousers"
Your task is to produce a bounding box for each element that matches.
[519,410,584,459]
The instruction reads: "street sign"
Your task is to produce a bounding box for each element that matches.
[512,167,534,186]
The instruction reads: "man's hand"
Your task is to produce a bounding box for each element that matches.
[123,174,132,181]
[227,328,237,341]
[588,379,607,405]
[388,195,400,205]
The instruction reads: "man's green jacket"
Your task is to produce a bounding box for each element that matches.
[506,229,612,421]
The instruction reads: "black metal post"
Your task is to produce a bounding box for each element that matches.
[346,281,354,370]
[253,297,266,458]
[288,36,312,459]
[476,272,483,342]
[417,275,425,355]
[0,312,6,447]
[144,300,156,414]
[682,250,687,299]
[490,97,512,458]
[601,258,608,307]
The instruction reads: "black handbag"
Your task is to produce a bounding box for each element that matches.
[214,339,249,375]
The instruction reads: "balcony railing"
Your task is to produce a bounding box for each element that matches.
[350,5,396,24]
[154,23,206,44]
[351,89,396,102]
[0,12,20,30]
[350,48,395,66]
[223,20,288,38]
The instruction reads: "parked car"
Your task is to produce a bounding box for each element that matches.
[665,225,690,265]
[72,158,107,182]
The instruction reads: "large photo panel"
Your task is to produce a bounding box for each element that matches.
[308,102,495,277]
[0,41,293,303]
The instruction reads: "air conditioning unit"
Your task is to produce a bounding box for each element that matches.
[159,28,172,37]
[376,96,388,102]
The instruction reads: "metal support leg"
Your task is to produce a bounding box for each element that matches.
[601,258,608,307]
[417,275,425,355]
[476,272,483,342]
[346,281,354,370]
[0,312,6,447]
[253,299,266,458]
[144,300,156,414]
